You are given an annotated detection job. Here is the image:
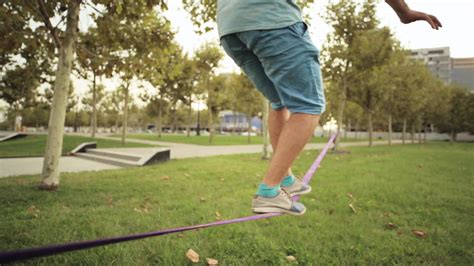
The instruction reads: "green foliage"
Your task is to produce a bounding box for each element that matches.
[436,85,473,140]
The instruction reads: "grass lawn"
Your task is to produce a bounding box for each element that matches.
[0,135,155,158]
[0,143,472,264]
[117,133,368,146]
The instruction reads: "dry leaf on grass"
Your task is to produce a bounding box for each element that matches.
[27,205,40,218]
[206,258,218,265]
[200,197,206,202]
[386,223,397,229]
[186,249,199,263]
[286,255,296,262]
[161,175,170,181]
[215,211,222,221]
[106,196,113,207]
[349,203,357,213]
[412,230,427,238]
[184,173,190,177]
[347,193,355,200]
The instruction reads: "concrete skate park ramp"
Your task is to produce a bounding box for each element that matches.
[0,133,27,142]
[72,144,170,168]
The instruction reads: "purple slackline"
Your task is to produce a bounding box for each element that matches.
[0,134,336,264]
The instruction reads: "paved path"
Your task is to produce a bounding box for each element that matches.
[94,135,402,159]
[0,134,402,178]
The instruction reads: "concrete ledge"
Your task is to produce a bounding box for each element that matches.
[70,142,97,154]
[0,133,27,142]
[139,148,171,165]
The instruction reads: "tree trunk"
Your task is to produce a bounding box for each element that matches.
[186,102,192,137]
[418,121,422,144]
[333,92,347,151]
[451,129,456,143]
[262,99,271,160]
[157,94,163,138]
[208,106,214,144]
[388,113,393,146]
[91,71,97,138]
[121,83,130,146]
[367,111,373,147]
[232,110,237,135]
[247,114,252,144]
[423,124,428,143]
[402,116,407,144]
[40,0,80,190]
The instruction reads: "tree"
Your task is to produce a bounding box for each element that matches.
[81,83,105,135]
[194,43,223,143]
[76,27,108,138]
[93,5,174,145]
[1,0,173,189]
[322,0,378,150]
[230,74,264,143]
[437,85,471,142]
[350,27,395,147]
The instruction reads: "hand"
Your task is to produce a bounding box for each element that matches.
[397,10,442,30]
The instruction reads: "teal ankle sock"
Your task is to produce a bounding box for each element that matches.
[281,175,295,187]
[257,183,280,198]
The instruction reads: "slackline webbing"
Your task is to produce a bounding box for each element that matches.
[0,134,336,264]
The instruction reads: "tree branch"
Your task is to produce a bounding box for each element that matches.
[35,0,62,48]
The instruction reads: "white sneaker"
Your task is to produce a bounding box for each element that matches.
[281,178,312,197]
[251,189,306,215]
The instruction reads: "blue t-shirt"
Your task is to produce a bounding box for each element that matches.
[217,0,303,38]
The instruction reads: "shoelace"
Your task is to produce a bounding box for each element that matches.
[280,189,292,201]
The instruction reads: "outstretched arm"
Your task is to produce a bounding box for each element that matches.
[385,0,442,30]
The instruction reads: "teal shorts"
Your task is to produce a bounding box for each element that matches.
[220,22,325,115]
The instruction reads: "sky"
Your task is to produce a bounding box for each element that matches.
[164,0,474,73]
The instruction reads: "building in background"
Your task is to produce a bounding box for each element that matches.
[410,47,452,84]
[410,47,474,92]
[451,57,474,92]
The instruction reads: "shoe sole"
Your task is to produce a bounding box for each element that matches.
[252,207,306,216]
[288,186,312,197]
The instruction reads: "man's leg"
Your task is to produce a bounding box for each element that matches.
[268,108,292,177]
[263,113,320,187]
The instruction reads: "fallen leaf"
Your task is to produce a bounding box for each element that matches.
[161,176,170,181]
[133,208,142,213]
[412,230,427,238]
[349,204,357,214]
[215,211,221,221]
[383,212,390,217]
[286,255,296,262]
[200,197,206,202]
[106,196,113,207]
[27,205,40,218]
[206,258,218,265]
[177,233,185,238]
[386,223,397,229]
[220,178,225,182]
[184,173,190,177]
[347,193,355,200]
[186,249,199,263]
